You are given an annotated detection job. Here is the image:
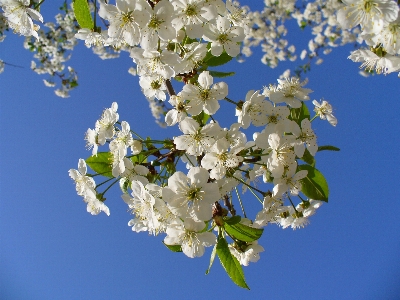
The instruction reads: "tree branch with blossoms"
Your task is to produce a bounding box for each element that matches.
[3,0,399,289]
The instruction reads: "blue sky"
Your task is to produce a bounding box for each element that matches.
[1,2,400,299]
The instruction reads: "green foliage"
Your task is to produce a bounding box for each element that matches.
[208,71,235,78]
[298,165,329,201]
[301,148,315,167]
[216,234,249,289]
[318,145,340,152]
[203,49,233,67]
[131,153,148,164]
[163,242,182,253]
[224,222,263,242]
[289,102,310,126]
[86,152,113,178]
[224,215,242,225]
[205,244,217,275]
[193,111,210,126]
[72,0,94,29]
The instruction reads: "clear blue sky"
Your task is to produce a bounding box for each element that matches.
[1,2,400,299]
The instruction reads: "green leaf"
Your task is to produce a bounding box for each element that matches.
[120,178,130,194]
[205,244,217,275]
[86,152,113,178]
[208,71,235,78]
[131,153,148,164]
[70,80,78,88]
[204,50,233,67]
[318,145,340,152]
[289,102,310,125]
[224,215,241,225]
[193,111,210,126]
[72,0,94,29]
[216,235,249,289]
[224,222,263,242]
[163,242,182,253]
[301,148,315,167]
[297,165,329,202]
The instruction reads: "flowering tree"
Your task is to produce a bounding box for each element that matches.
[1,0,398,289]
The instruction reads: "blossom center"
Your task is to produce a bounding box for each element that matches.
[363,0,376,13]
[217,33,230,44]
[200,88,211,101]
[185,4,198,17]
[151,80,161,90]
[186,186,203,202]
[121,12,135,26]
[148,16,163,29]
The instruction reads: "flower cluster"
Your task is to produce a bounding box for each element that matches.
[0,0,43,39]
[337,0,400,74]
[0,0,348,289]
[70,70,336,287]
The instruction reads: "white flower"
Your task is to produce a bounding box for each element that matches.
[273,165,308,196]
[290,119,318,158]
[123,180,160,234]
[85,194,111,216]
[225,0,251,33]
[171,0,217,38]
[201,139,243,180]
[95,102,119,145]
[139,75,167,101]
[179,42,208,74]
[164,218,217,258]
[255,132,296,179]
[254,194,283,228]
[85,128,99,156]
[268,78,313,108]
[162,167,220,221]
[69,159,96,198]
[236,90,269,129]
[174,117,219,156]
[165,94,189,126]
[203,15,245,57]
[370,13,400,54]
[130,48,180,79]
[229,241,264,266]
[140,0,176,50]
[75,29,105,48]
[181,71,228,116]
[0,0,43,39]
[109,121,133,158]
[348,49,400,74]
[312,100,337,127]
[69,159,110,216]
[98,0,151,46]
[337,0,398,33]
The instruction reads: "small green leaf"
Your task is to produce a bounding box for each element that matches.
[301,148,315,167]
[224,215,241,225]
[289,102,310,125]
[318,145,340,152]
[298,165,329,202]
[120,178,130,194]
[216,235,249,289]
[204,50,233,67]
[163,242,182,253]
[86,152,113,178]
[208,71,235,78]
[72,0,94,29]
[70,80,78,88]
[224,222,263,242]
[193,111,210,126]
[205,244,217,275]
[131,153,148,164]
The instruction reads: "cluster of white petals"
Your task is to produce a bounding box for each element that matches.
[0,0,353,285]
